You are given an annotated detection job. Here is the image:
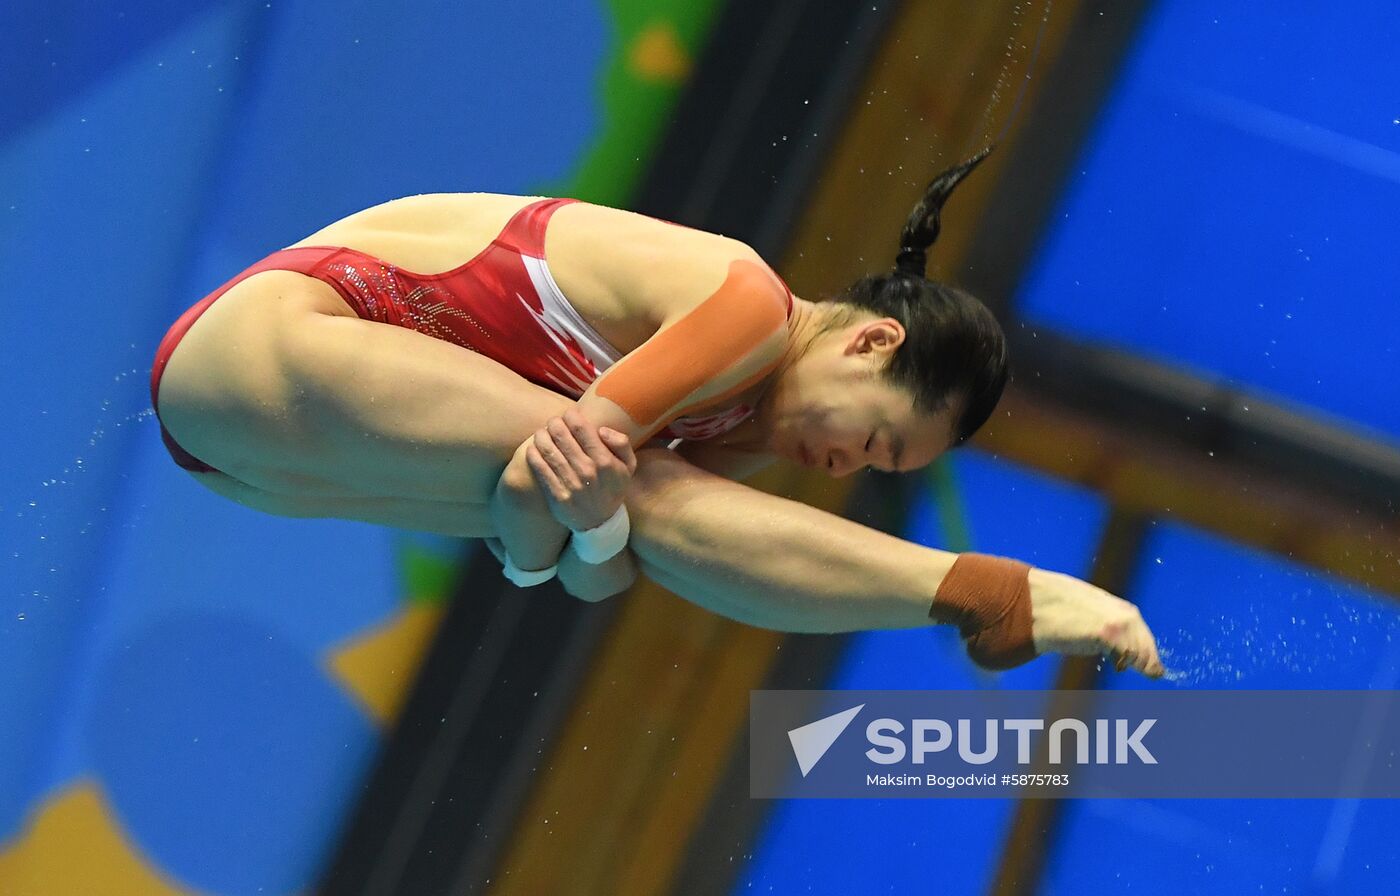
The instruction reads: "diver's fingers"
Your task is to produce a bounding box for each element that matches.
[526,442,569,502]
[1112,617,1164,679]
[1136,617,1166,679]
[562,408,612,473]
[545,418,594,483]
[534,425,582,491]
[599,427,638,474]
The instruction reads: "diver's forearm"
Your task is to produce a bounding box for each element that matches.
[627,458,957,632]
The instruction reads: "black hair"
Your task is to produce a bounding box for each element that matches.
[831,146,1009,446]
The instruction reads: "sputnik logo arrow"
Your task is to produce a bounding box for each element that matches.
[787,704,865,776]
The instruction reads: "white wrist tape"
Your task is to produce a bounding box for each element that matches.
[569,504,631,565]
[501,553,558,587]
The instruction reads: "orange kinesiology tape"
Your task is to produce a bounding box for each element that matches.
[930,552,1038,670]
[594,258,789,430]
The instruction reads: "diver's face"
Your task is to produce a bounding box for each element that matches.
[769,317,957,477]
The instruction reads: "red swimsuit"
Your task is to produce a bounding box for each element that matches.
[150,197,792,473]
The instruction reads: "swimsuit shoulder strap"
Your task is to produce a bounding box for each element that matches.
[493,196,581,259]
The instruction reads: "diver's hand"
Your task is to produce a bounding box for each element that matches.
[1028,568,1166,678]
[525,408,637,532]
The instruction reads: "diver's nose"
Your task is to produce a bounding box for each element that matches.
[826,448,857,478]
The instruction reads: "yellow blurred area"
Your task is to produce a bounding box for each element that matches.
[326,602,449,725]
[629,22,691,82]
[0,780,189,896]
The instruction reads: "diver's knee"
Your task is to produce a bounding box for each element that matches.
[632,445,710,489]
[628,446,708,521]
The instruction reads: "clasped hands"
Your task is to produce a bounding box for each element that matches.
[523,407,637,534]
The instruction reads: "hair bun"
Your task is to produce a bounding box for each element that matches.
[895,246,927,276]
[895,146,995,278]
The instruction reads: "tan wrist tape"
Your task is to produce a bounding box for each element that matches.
[929,552,1037,670]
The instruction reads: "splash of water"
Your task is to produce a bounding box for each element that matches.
[1152,582,1400,686]
[7,366,155,614]
[961,0,1054,158]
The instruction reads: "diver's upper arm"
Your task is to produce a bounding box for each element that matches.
[573,250,791,444]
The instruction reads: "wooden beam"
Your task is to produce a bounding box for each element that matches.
[977,384,1400,597]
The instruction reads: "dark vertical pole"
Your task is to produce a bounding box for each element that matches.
[316,546,619,896]
[987,508,1152,896]
[673,469,914,896]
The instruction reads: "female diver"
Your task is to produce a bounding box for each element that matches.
[150,150,1165,677]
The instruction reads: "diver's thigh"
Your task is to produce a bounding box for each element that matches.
[190,471,496,537]
[158,271,353,485]
[160,270,574,502]
[274,308,576,502]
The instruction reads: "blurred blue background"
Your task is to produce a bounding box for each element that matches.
[1018,2,1400,443]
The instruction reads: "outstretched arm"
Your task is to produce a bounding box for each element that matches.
[626,447,954,631]
[621,447,1164,676]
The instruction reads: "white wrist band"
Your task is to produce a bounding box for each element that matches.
[570,504,631,565]
[501,553,558,587]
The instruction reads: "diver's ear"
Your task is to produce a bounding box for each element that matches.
[848,317,906,357]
